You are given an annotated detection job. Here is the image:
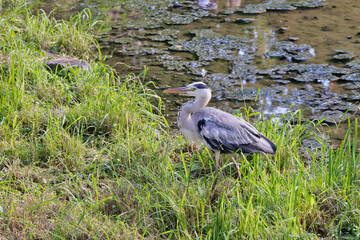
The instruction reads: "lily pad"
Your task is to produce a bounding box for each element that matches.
[169,29,253,61]
[111,37,134,44]
[264,2,297,11]
[147,29,180,41]
[164,14,195,25]
[346,60,360,69]
[333,50,355,61]
[240,4,267,14]
[339,90,360,101]
[238,0,325,14]
[115,46,168,56]
[231,64,260,82]
[205,73,240,90]
[341,81,360,90]
[224,87,259,101]
[343,73,360,81]
[224,87,281,101]
[311,110,351,124]
[265,41,315,62]
[291,72,338,82]
[234,18,256,24]
[157,54,210,74]
[293,1,327,8]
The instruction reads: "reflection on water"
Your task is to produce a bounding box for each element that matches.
[35,0,360,144]
[226,0,242,8]
[197,0,243,9]
[197,0,217,9]
[263,106,289,115]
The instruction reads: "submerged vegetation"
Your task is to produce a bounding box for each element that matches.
[0,2,359,239]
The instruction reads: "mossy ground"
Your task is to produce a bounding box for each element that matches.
[0,2,359,239]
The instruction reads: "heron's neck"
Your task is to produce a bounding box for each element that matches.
[177,92,211,126]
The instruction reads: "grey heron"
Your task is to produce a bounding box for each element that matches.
[163,82,277,180]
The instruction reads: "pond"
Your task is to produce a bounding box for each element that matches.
[37,0,360,145]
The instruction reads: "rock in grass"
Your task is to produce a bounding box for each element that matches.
[45,57,89,71]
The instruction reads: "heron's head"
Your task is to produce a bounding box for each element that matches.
[163,82,211,98]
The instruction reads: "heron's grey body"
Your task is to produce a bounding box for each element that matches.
[164,82,276,172]
[174,83,276,155]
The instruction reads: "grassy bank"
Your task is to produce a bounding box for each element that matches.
[0,2,359,239]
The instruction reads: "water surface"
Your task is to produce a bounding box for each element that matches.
[36,0,360,145]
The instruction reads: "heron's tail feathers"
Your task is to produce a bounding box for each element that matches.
[240,135,277,155]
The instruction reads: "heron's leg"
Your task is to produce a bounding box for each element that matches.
[231,156,241,180]
[215,151,220,171]
[211,151,221,192]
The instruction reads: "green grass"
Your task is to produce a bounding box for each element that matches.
[0,2,359,239]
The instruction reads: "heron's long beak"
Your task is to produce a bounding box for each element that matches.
[163,86,189,93]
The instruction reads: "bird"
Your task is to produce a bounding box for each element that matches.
[163,82,277,182]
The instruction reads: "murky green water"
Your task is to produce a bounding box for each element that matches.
[36,0,360,145]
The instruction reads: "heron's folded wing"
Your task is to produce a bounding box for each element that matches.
[197,113,262,153]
